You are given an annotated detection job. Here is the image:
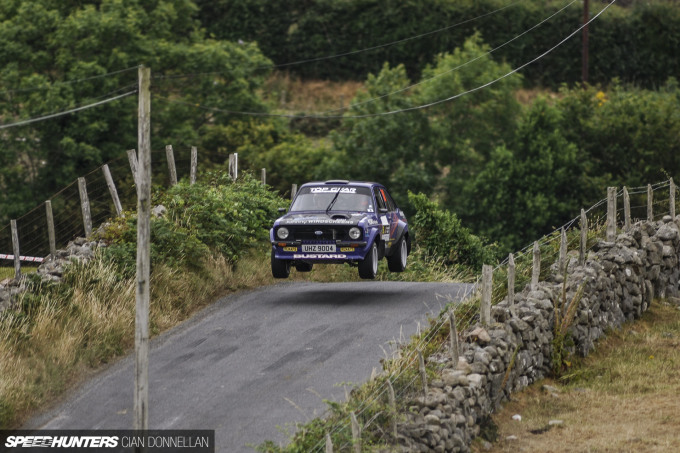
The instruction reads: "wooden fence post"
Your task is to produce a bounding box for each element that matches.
[647,184,653,222]
[507,253,515,306]
[228,153,239,181]
[350,412,361,453]
[261,168,266,186]
[580,208,587,266]
[418,349,428,397]
[134,64,151,434]
[102,164,123,217]
[531,242,540,291]
[606,186,617,242]
[325,434,333,453]
[190,146,198,185]
[558,228,567,274]
[623,187,631,231]
[387,379,398,438]
[11,220,20,280]
[291,184,298,200]
[671,178,676,219]
[78,177,92,238]
[449,310,459,364]
[46,201,56,259]
[481,264,492,325]
[166,145,178,186]
[127,149,139,187]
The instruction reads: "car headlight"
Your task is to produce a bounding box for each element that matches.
[277,227,289,240]
[349,227,361,240]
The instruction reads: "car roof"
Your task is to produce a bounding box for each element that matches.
[298,180,382,189]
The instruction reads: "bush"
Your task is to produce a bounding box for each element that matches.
[408,192,496,270]
[98,173,286,277]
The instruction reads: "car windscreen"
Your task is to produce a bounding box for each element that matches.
[290,186,374,212]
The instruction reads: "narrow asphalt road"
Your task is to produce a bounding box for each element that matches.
[27,281,474,452]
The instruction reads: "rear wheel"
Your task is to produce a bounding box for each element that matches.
[358,242,379,279]
[271,251,291,278]
[387,237,408,272]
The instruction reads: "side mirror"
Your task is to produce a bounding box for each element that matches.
[378,208,388,214]
[278,207,287,213]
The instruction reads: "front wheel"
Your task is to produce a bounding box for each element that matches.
[358,242,379,279]
[271,251,291,278]
[387,237,408,272]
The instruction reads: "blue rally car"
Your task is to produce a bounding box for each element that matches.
[270,180,411,279]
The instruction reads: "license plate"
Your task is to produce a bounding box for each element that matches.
[302,244,336,253]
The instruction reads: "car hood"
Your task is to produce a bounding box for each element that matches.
[276,212,371,227]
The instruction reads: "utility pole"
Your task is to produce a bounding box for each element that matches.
[582,0,589,84]
[134,65,151,442]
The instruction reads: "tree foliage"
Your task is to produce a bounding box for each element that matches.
[327,63,436,212]
[198,0,680,88]
[408,192,495,270]
[0,0,272,225]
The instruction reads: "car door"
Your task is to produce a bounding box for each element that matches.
[373,186,400,253]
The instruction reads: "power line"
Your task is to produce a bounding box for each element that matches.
[323,0,578,115]
[156,0,616,120]
[0,89,137,130]
[152,0,523,80]
[255,0,525,71]
[0,65,140,96]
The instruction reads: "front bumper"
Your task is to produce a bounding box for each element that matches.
[272,240,369,261]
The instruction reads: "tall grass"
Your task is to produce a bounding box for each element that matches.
[0,249,270,428]
[0,241,466,429]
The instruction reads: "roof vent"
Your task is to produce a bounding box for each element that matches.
[325,180,349,184]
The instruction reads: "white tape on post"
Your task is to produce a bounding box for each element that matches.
[0,254,44,263]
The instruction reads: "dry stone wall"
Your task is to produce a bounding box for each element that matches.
[393,216,680,453]
[0,237,103,312]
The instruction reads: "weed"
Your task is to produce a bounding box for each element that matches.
[551,276,585,376]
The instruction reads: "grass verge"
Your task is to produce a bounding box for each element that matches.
[473,299,680,453]
[0,267,37,280]
[0,242,464,429]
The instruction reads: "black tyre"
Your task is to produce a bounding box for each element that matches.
[387,236,408,272]
[271,251,291,278]
[358,241,379,279]
[295,262,313,272]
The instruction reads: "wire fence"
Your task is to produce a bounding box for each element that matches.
[314,178,679,452]
[0,146,201,271]
[1,147,677,450]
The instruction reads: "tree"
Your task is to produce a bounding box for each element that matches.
[415,32,522,212]
[462,98,595,253]
[328,63,436,213]
[0,0,272,225]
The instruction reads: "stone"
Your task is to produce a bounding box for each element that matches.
[467,327,491,344]
[152,204,167,218]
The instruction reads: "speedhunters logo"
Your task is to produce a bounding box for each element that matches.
[1,430,214,452]
[5,436,118,448]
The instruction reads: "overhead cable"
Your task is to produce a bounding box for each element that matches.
[156,0,616,120]
[0,65,140,96]
[324,0,578,115]
[0,89,138,129]
[152,0,523,80]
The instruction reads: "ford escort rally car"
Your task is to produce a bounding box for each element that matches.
[270,180,411,279]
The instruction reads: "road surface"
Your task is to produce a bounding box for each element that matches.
[27,281,474,452]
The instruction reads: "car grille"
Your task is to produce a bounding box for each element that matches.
[289,226,352,241]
